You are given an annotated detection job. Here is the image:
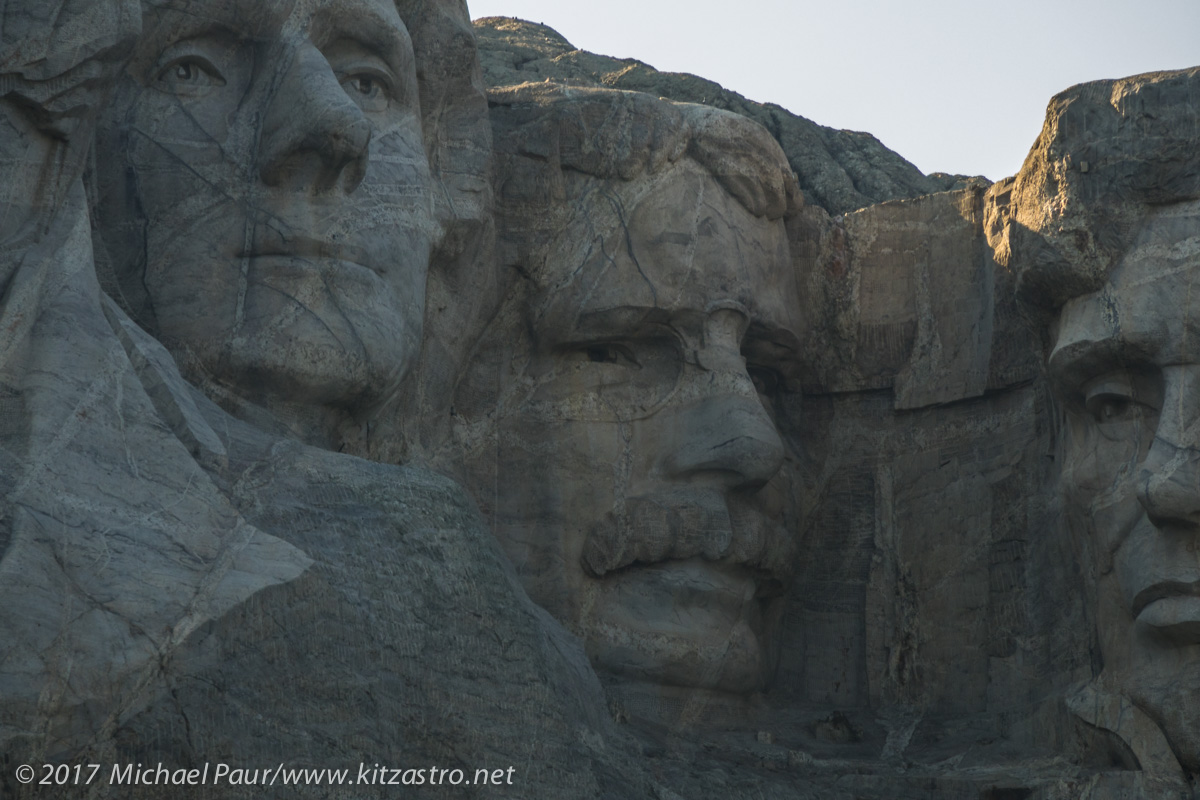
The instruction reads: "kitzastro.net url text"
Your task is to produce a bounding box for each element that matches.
[14,762,516,788]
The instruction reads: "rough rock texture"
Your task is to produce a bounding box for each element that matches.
[5,0,1200,796]
[473,16,985,216]
[437,81,1131,797]
[0,2,657,799]
[988,66,1200,792]
[795,188,1041,401]
[778,188,1082,731]
[368,0,504,466]
[95,385,654,800]
[0,0,300,768]
[452,84,809,701]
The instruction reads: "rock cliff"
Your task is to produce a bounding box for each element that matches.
[3,0,1199,796]
[474,16,986,216]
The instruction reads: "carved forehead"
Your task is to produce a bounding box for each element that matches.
[1051,199,1200,369]
[138,0,404,40]
[998,66,1200,314]
[536,159,798,337]
[1113,199,1200,288]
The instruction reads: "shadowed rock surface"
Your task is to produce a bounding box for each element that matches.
[4,0,1199,796]
[439,79,1130,797]
[988,65,1200,796]
[0,2,659,798]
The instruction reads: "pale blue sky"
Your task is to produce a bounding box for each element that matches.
[468,0,1200,181]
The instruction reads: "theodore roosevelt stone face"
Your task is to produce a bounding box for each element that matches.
[93,0,433,420]
[480,157,803,696]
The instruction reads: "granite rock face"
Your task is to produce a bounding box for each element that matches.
[780,188,1083,741]
[0,0,308,767]
[443,83,1093,796]
[990,65,1200,793]
[473,16,984,217]
[453,84,808,703]
[4,0,1200,797]
[0,2,656,798]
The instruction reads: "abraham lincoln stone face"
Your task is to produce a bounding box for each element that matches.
[93,0,433,419]
[1049,198,1200,772]
[477,156,804,695]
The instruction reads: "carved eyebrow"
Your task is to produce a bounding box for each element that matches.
[742,323,801,356]
[148,34,237,72]
[311,1,414,76]
[1047,337,1158,394]
[569,307,673,339]
[134,9,244,69]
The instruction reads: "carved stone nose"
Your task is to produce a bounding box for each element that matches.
[1138,442,1200,531]
[661,392,785,489]
[1137,371,1200,530]
[257,43,371,193]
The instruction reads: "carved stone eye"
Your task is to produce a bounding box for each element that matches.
[340,73,390,113]
[580,343,638,368]
[349,76,378,97]
[1082,374,1150,426]
[1087,394,1134,423]
[155,57,225,95]
[586,346,615,363]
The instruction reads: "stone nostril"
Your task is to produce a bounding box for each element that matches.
[1137,451,1200,530]
[322,118,371,171]
[318,118,370,193]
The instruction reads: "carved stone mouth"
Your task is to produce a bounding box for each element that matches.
[610,559,778,610]
[583,557,774,693]
[240,237,380,276]
[1132,580,1200,618]
[600,560,760,619]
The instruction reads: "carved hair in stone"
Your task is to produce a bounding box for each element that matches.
[990,66,1200,784]
[453,85,807,715]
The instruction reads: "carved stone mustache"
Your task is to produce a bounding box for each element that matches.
[581,489,796,588]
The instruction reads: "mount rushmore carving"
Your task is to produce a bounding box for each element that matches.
[2,1,1199,797]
